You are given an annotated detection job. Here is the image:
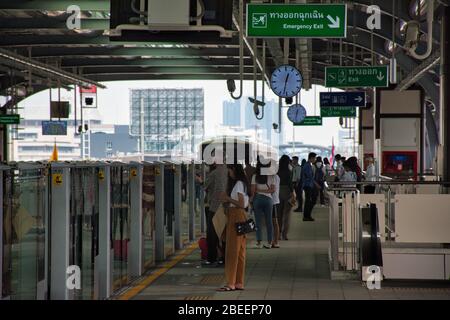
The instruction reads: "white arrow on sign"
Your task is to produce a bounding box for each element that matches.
[327,15,340,29]
[377,72,385,81]
[355,96,363,103]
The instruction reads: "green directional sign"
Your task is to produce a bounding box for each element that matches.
[325,66,389,88]
[321,107,356,118]
[294,116,323,126]
[0,114,20,125]
[246,3,347,38]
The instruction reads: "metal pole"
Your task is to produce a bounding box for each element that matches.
[140,96,145,155]
[441,6,450,189]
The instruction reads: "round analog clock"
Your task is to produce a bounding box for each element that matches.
[270,65,303,98]
[287,104,307,124]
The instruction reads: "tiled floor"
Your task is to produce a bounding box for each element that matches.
[131,207,450,300]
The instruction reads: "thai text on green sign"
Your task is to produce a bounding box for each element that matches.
[325,66,389,88]
[246,4,347,38]
[0,114,20,125]
[321,107,356,118]
[294,116,322,126]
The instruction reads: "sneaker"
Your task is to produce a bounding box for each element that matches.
[272,244,280,248]
[303,217,315,222]
[263,244,271,249]
[254,242,263,249]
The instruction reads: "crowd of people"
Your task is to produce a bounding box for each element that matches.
[200,152,374,291]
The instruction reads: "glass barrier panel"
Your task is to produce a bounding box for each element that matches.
[70,167,99,300]
[142,165,155,270]
[110,165,130,292]
[3,167,46,299]
[180,164,189,246]
[164,165,174,257]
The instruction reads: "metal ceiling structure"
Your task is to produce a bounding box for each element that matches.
[0,0,445,108]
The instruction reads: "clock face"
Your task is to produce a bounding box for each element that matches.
[270,65,303,98]
[287,104,307,124]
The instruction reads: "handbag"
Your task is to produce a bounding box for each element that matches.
[236,218,257,235]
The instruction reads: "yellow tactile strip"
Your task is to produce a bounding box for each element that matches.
[184,296,211,300]
[117,243,198,300]
[200,274,225,285]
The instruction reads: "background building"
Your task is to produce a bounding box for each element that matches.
[90,125,138,159]
[222,97,282,146]
[130,88,205,155]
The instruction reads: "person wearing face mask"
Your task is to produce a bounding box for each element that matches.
[314,156,326,206]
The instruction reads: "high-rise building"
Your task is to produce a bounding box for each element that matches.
[222,97,282,145]
[130,89,204,154]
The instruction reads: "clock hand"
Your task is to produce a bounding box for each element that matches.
[283,74,290,95]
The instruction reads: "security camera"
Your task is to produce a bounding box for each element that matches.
[253,104,260,116]
[404,21,420,52]
[226,79,236,93]
[272,123,279,130]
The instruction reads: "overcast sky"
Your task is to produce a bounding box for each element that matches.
[18,80,344,147]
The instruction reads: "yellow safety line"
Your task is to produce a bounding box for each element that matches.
[117,243,198,300]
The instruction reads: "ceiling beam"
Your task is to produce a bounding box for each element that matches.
[0,0,110,11]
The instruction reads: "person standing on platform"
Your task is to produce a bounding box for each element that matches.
[204,162,228,265]
[314,157,326,206]
[302,152,317,222]
[217,164,250,291]
[294,159,306,213]
[365,157,377,194]
[271,171,281,248]
[277,155,294,240]
[251,158,275,249]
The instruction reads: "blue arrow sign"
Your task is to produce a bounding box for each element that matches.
[320,92,366,108]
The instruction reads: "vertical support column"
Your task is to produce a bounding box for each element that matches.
[441,6,450,187]
[173,163,182,250]
[50,163,70,300]
[154,162,165,261]
[98,164,111,299]
[0,169,3,297]
[129,163,143,277]
[188,162,195,241]
[374,88,382,177]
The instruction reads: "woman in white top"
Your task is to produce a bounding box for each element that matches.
[251,158,276,249]
[340,160,357,188]
[217,164,249,292]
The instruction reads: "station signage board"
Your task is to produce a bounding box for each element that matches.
[294,116,323,126]
[42,121,67,136]
[0,114,20,125]
[246,3,347,38]
[325,66,389,88]
[320,92,366,108]
[321,107,356,118]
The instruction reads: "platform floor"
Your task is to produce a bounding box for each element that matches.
[123,207,450,300]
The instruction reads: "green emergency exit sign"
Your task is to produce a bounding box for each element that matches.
[321,107,356,118]
[294,116,322,126]
[325,66,389,88]
[0,114,20,125]
[246,3,347,38]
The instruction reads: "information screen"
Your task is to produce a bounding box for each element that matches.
[42,121,67,136]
